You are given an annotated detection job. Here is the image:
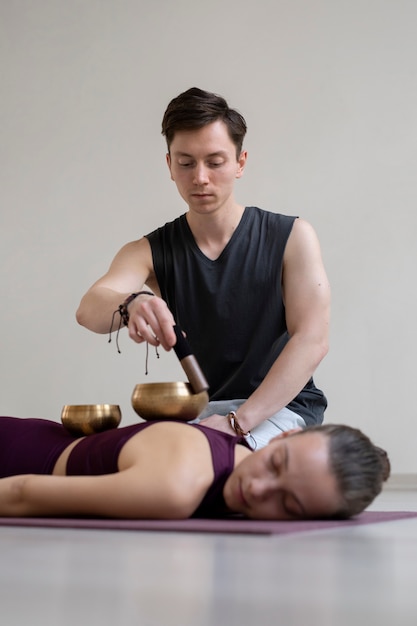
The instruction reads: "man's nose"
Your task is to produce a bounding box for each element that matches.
[193,164,209,185]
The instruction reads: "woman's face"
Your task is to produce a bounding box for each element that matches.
[223,431,342,520]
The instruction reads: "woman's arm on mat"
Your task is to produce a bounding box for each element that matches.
[0,468,200,519]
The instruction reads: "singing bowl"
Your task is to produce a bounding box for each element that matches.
[61,404,122,436]
[131,382,209,421]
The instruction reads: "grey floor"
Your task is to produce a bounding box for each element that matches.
[1,486,416,626]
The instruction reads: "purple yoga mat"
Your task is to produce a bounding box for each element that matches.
[0,511,416,535]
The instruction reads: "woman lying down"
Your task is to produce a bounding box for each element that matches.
[0,416,390,520]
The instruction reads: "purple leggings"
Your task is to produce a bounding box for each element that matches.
[0,416,76,478]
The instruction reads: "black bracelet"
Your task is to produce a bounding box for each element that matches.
[119,291,154,326]
[108,291,154,353]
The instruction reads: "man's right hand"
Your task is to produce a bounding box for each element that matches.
[126,293,177,351]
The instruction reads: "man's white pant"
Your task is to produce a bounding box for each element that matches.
[194,399,306,449]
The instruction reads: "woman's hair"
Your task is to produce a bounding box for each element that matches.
[161,87,247,157]
[306,424,391,518]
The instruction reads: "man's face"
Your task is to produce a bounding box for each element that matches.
[166,120,247,214]
[223,431,342,520]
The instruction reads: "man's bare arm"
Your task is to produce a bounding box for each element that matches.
[76,238,177,349]
[201,218,330,433]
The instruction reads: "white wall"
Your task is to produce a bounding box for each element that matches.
[1,0,416,474]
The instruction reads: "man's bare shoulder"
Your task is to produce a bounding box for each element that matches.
[285,218,322,257]
[290,217,319,238]
[117,236,151,255]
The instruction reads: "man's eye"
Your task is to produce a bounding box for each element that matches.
[179,162,192,167]
[208,162,223,167]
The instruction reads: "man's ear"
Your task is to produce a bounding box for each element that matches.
[235,150,247,179]
[166,153,174,181]
[270,427,303,443]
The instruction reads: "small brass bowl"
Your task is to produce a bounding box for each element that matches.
[61,404,122,436]
[131,382,209,421]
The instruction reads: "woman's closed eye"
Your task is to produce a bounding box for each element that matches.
[270,451,284,475]
[282,493,305,519]
[270,449,305,518]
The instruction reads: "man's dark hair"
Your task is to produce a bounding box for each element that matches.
[161,87,247,158]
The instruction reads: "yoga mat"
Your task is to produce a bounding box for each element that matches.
[0,511,416,535]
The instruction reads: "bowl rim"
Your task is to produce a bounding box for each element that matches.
[61,404,121,412]
[132,381,191,389]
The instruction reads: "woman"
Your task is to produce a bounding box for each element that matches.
[0,416,390,520]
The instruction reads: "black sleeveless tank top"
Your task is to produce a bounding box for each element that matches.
[146,207,327,425]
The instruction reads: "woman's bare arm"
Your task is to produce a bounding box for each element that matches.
[0,423,216,519]
[0,467,199,519]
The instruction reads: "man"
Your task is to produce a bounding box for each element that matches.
[76,87,331,448]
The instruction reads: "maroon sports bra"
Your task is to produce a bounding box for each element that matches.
[66,421,247,517]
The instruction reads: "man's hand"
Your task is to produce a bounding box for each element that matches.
[127,294,177,351]
[197,413,236,436]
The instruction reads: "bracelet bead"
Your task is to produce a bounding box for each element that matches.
[226,410,251,437]
[119,291,154,326]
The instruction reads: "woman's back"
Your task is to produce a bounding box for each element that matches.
[0,417,248,518]
[52,419,251,518]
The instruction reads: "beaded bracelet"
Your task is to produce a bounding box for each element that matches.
[108,291,154,353]
[226,410,250,437]
[118,291,154,326]
[227,411,257,449]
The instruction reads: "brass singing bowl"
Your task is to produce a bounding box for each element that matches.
[131,382,209,421]
[61,404,122,436]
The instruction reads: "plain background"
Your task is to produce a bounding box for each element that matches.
[1,1,416,475]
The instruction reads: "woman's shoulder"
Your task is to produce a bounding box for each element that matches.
[118,421,214,469]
